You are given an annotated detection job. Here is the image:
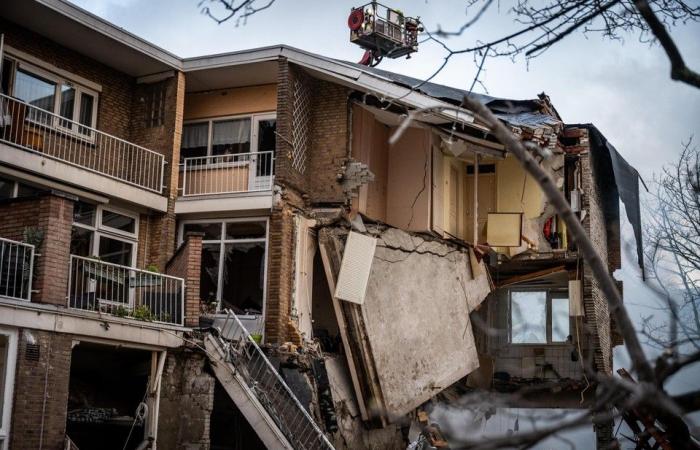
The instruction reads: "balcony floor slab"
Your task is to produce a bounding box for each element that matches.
[0,142,168,212]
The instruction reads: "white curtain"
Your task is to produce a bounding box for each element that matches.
[181,122,209,149]
[212,118,250,145]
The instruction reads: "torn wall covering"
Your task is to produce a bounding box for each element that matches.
[319,223,492,423]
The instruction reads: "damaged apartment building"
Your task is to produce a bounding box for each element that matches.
[0,1,645,449]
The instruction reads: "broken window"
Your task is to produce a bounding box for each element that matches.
[509,290,570,344]
[181,219,267,315]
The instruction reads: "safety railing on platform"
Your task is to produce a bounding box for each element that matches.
[216,309,334,450]
[68,255,184,325]
[180,151,274,196]
[0,237,34,301]
[0,93,165,193]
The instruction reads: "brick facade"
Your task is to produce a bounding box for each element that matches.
[581,151,613,374]
[158,350,215,449]
[10,329,73,450]
[166,233,203,327]
[266,61,350,342]
[0,193,74,306]
[1,18,134,140]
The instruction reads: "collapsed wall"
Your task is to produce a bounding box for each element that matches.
[318,222,492,424]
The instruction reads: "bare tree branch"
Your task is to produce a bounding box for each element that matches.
[634,0,700,88]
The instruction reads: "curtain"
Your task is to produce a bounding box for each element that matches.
[212,118,250,146]
[181,122,209,149]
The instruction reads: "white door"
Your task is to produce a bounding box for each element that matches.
[249,114,276,191]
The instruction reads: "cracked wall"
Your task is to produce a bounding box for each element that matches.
[321,224,492,422]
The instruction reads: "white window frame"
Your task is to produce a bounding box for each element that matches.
[181,112,276,158]
[508,288,570,345]
[4,54,99,138]
[72,204,139,268]
[0,327,18,450]
[178,217,269,316]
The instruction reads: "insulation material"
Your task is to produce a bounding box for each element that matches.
[320,225,492,423]
[486,213,522,247]
[335,231,377,305]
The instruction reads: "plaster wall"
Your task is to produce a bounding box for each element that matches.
[184,84,277,120]
[385,128,431,232]
[358,226,491,418]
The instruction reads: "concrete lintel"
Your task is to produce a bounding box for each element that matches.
[174,193,272,215]
[0,299,186,348]
[0,143,168,212]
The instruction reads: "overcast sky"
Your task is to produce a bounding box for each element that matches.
[68,0,700,438]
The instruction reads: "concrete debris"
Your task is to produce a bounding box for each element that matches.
[319,223,492,424]
[341,160,375,198]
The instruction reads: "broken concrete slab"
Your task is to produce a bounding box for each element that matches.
[319,224,493,423]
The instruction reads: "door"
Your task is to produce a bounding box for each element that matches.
[249,114,276,191]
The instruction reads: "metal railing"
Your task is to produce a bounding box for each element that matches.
[0,237,34,301]
[0,93,165,193]
[216,309,334,450]
[68,255,184,325]
[180,151,274,196]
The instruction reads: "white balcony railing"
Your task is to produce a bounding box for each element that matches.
[180,151,274,196]
[68,255,185,326]
[0,93,165,193]
[0,237,34,302]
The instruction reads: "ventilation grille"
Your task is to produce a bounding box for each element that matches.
[25,343,40,361]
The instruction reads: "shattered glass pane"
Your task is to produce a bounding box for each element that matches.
[511,291,546,343]
[551,295,570,342]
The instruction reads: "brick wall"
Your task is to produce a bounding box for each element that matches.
[265,200,298,343]
[0,193,74,306]
[307,79,351,204]
[266,62,350,342]
[158,349,215,449]
[1,18,134,140]
[133,72,186,271]
[166,233,203,327]
[10,329,72,450]
[581,151,613,374]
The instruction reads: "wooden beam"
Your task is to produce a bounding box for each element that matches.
[496,265,567,288]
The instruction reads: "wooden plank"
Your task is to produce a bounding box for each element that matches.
[496,265,567,288]
[318,229,370,421]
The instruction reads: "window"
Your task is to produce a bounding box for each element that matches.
[5,56,98,136]
[0,328,18,450]
[70,202,138,267]
[180,114,276,163]
[509,290,570,344]
[145,82,166,128]
[0,176,42,200]
[180,219,268,315]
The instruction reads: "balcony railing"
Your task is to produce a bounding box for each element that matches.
[180,151,274,196]
[0,93,165,193]
[0,237,34,302]
[68,255,184,326]
[216,310,334,450]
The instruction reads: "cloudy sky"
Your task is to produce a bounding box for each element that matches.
[67,0,700,439]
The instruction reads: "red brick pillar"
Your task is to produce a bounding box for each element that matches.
[33,194,74,306]
[166,232,202,327]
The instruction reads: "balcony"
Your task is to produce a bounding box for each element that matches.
[0,237,34,302]
[68,255,185,326]
[175,152,274,214]
[0,94,165,194]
